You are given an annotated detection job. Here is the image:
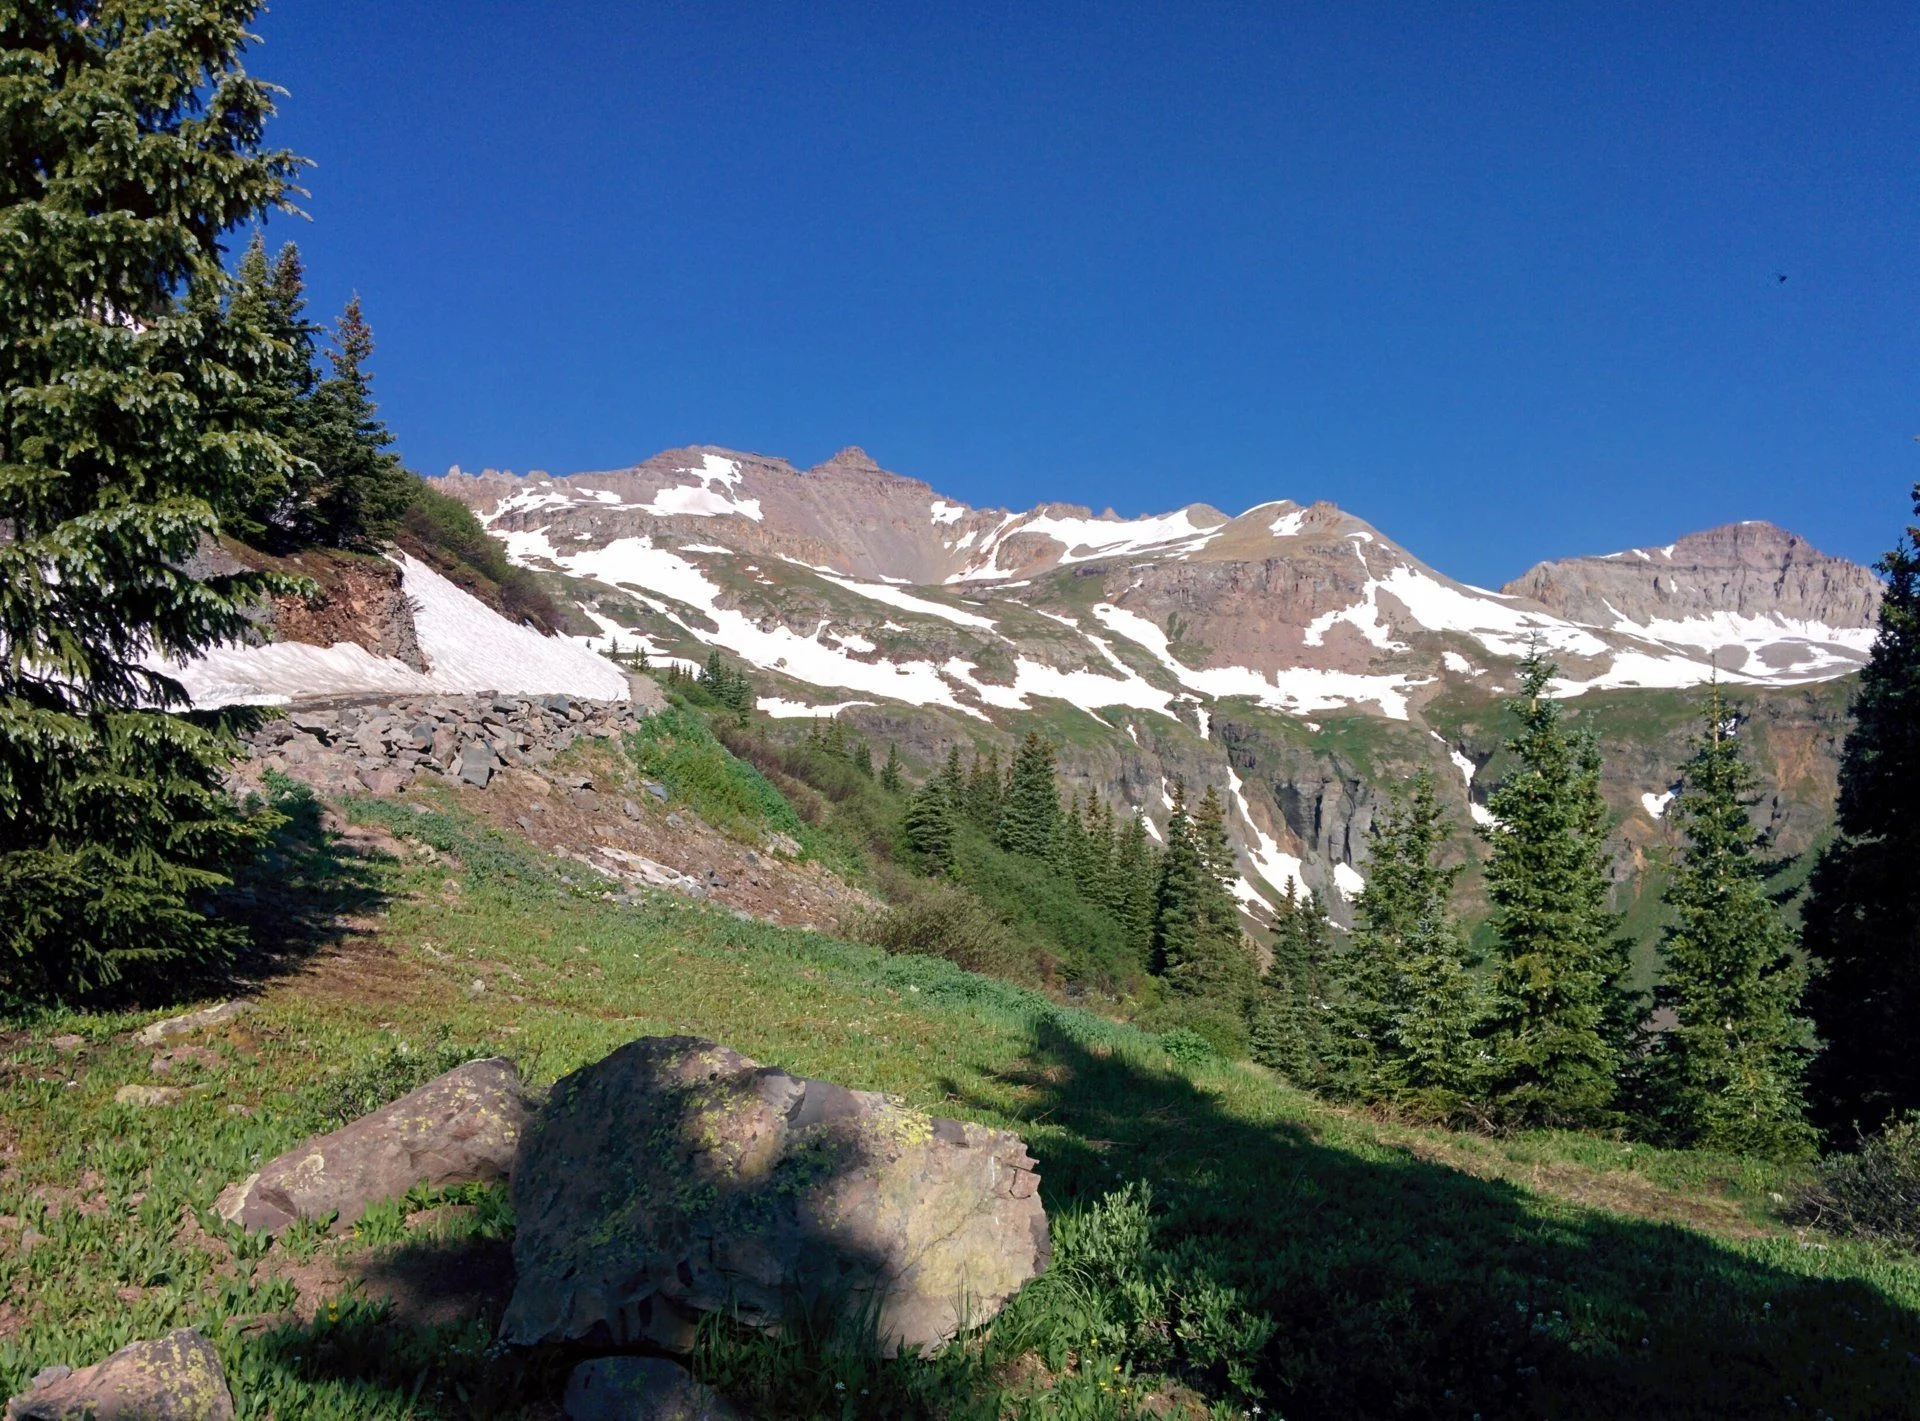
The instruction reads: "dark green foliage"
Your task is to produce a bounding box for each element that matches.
[902,772,957,875]
[1798,1112,1920,1252]
[963,746,1003,828]
[1803,484,1920,1135]
[1327,771,1481,1117]
[998,732,1062,857]
[1646,685,1815,1159]
[1150,784,1255,1053]
[879,742,902,792]
[0,0,302,1001]
[293,296,415,548]
[396,477,563,632]
[1479,650,1636,1128]
[1250,890,1334,1086]
[697,651,753,724]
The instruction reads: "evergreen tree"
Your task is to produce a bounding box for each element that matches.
[1114,813,1158,958]
[903,773,957,875]
[1327,772,1481,1115]
[998,732,1061,858]
[852,741,873,778]
[302,295,415,547]
[1649,683,1815,1158]
[966,747,1004,829]
[0,1,303,1000]
[880,743,903,793]
[1479,648,1636,1128]
[1153,784,1255,1011]
[1803,484,1920,1136]
[1251,888,1335,1086]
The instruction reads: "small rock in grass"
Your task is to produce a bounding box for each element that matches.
[563,1357,740,1421]
[642,781,668,801]
[47,1035,84,1053]
[622,798,640,820]
[133,1000,253,1048]
[115,1085,182,1108]
[4,1327,233,1420]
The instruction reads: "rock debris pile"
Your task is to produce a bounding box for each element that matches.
[247,692,640,796]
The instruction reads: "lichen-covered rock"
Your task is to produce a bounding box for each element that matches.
[215,1057,527,1234]
[133,1000,253,1048]
[5,1328,233,1420]
[500,1036,1048,1356]
[563,1357,739,1421]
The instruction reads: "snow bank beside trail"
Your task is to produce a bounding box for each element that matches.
[159,554,630,707]
[401,555,630,698]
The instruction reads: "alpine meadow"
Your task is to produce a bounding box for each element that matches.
[3,3,1919,1418]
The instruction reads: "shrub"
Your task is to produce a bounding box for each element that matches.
[1799,1113,1920,1251]
[1158,1027,1216,1068]
[842,872,1041,985]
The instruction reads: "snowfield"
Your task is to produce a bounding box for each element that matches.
[160,554,630,707]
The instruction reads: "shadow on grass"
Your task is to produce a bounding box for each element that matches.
[213,775,393,990]
[950,1017,1920,1420]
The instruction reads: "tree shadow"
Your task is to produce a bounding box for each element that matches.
[209,775,394,991]
[944,1016,1920,1419]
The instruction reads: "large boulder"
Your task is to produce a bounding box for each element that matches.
[216,1057,527,1234]
[6,1329,233,1420]
[499,1037,1048,1356]
[563,1358,739,1421]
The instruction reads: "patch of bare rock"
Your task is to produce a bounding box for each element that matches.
[245,691,641,796]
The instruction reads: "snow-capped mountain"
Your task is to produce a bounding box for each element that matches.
[441,445,1878,726]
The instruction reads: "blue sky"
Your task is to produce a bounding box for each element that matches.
[253,1,1917,588]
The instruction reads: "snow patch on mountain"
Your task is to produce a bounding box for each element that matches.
[159,554,630,706]
[815,572,999,630]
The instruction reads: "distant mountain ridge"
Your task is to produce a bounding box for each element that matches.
[440,445,1880,715]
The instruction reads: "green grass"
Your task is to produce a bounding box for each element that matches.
[4,768,1919,1417]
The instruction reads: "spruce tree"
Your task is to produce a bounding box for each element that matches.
[303,295,415,547]
[1252,888,1335,1086]
[965,747,1003,829]
[1328,772,1480,1114]
[1114,813,1158,958]
[0,1,303,1001]
[880,743,903,793]
[1803,484,1920,1134]
[1650,683,1815,1158]
[998,732,1061,858]
[1153,784,1256,1019]
[1479,648,1635,1128]
[903,773,957,875]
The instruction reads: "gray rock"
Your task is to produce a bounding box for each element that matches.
[643,781,669,802]
[622,799,641,821]
[215,1058,527,1235]
[563,1357,739,1421]
[134,1000,253,1047]
[5,1328,233,1420]
[459,744,498,788]
[499,1037,1048,1356]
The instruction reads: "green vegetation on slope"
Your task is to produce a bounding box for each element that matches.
[2,777,1918,1418]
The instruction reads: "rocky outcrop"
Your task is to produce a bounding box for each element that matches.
[245,692,640,797]
[563,1358,740,1421]
[268,553,427,671]
[1504,522,1882,632]
[216,1058,527,1234]
[5,1329,233,1420]
[500,1037,1049,1357]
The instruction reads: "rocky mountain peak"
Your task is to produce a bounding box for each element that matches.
[1504,521,1882,630]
